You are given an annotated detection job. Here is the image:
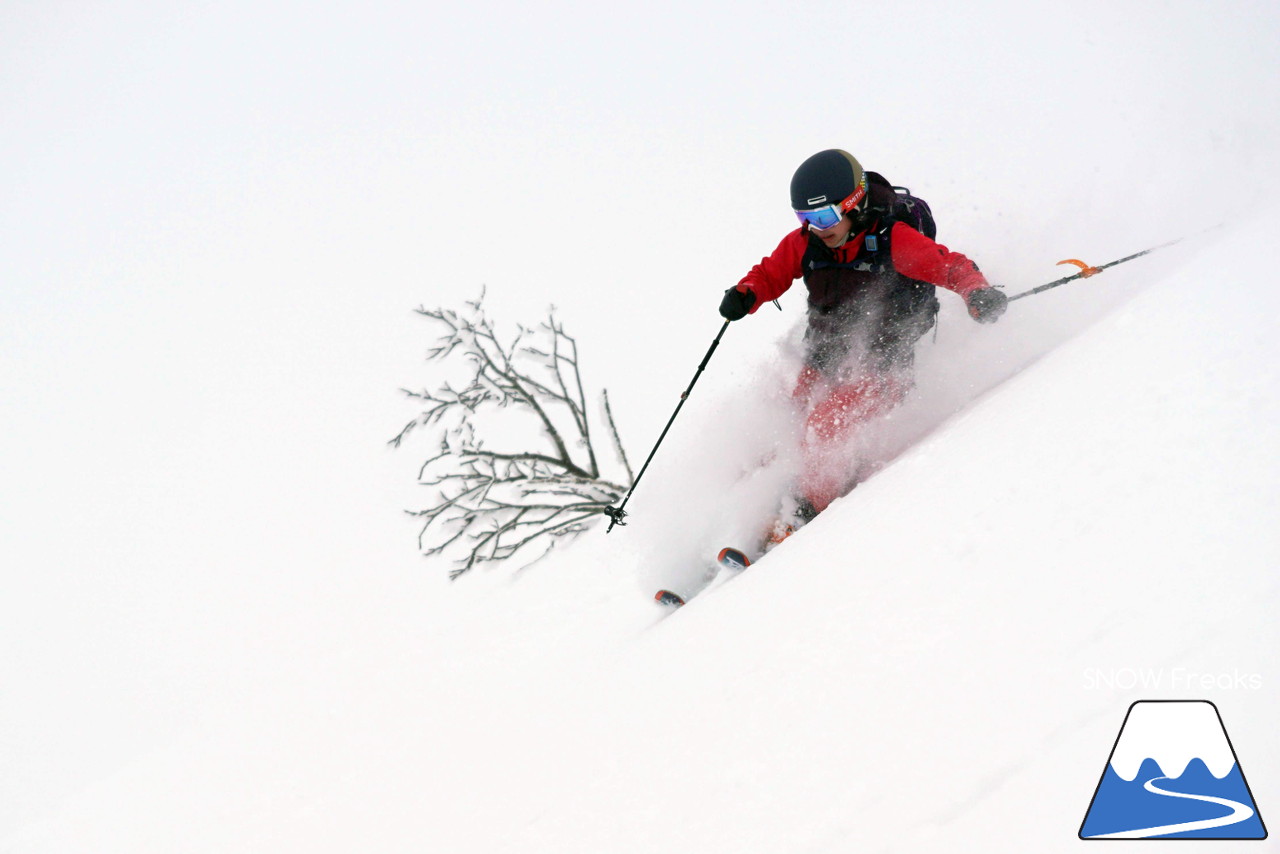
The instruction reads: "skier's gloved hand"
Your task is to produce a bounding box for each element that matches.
[719,286,757,321]
[967,287,1008,324]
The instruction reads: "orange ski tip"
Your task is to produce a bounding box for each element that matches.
[1057,258,1103,277]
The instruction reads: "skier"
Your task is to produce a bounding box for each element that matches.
[719,149,1007,535]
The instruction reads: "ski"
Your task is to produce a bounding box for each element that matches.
[718,546,751,570]
[654,589,686,607]
[654,547,752,608]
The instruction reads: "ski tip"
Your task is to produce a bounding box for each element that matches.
[717,547,751,569]
[654,589,686,607]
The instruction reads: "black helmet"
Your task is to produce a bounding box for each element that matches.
[790,149,866,212]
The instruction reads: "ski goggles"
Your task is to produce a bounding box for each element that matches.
[793,178,868,231]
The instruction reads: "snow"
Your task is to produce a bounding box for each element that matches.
[3,1,1279,852]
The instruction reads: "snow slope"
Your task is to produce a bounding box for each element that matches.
[6,197,1277,854]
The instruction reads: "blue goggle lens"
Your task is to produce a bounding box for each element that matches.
[794,205,843,230]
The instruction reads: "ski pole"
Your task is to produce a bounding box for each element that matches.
[604,320,730,532]
[1008,237,1184,302]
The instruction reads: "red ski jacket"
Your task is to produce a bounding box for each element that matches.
[736,223,989,312]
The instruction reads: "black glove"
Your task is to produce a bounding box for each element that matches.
[967,288,1008,324]
[719,286,757,321]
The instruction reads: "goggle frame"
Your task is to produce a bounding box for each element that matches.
[794,177,868,232]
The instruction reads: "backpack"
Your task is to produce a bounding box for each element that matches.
[864,171,936,239]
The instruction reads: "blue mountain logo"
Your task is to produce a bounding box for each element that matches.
[1080,700,1266,839]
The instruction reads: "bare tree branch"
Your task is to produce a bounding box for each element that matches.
[601,389,634,487]
[392,294,631,577]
